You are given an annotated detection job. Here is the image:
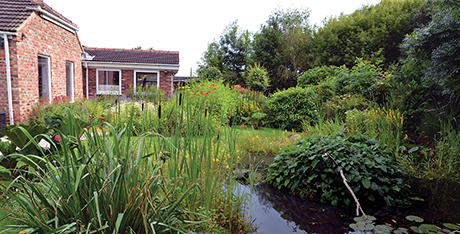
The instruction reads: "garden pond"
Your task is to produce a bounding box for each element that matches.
[237,178,460,234]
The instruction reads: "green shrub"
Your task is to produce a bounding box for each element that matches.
[267,133,410,207]
[245,63,270,92]
[323,93,370,121]
[297,65,340,88]
[335,58,380,96]
[316,78,337,101]
[263,87,318,131]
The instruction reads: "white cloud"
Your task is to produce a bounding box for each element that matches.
[45,0,381,76]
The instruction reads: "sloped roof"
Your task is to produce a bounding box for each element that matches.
[0,0,77,32]
[84,48,180,65]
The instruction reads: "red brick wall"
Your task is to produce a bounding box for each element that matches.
[122,70,134,95]
[159,71,173,99]
[85,68,173,99]
[0,39,8,115]
[1,12,83,121]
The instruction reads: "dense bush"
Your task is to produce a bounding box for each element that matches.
[245,63,270,92]
[267,133,410,207]
[263,87,318,131]
[297,65,340,88]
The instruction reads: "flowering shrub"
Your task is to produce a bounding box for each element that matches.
[187,80,239,123]
[346,107,405,154]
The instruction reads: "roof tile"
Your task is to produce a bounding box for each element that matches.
[0,0,77,32]
[84,47,179,65]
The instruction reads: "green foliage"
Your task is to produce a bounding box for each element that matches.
[263,87,318,131]
[400,0,460,95]
[335,58,381,96]
[245,63,270,92]
[346,107,405,155]
[197,21,252,80]
[297,65,340,87]
[2,111,197,233]
[267,133,410,207]
[252,8,312,90]
[311,0,426,68]
[233,89,267,126]
[200,66,223,80]
[323,93,370,121]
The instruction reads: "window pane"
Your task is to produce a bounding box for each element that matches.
[98,70,120,93]
[66,61,74,101]
[38,56,50,100]
[136,72,158,89]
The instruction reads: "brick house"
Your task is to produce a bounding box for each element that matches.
[83,48,179,98]
[0,0,179,126]
[0,0,83,125]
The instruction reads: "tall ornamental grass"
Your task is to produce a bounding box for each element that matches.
[1,87,252,233]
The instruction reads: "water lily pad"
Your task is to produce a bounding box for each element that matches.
[443,223,460,230]
[394,227,409,234]
[374,224,393,234]
[365,223,375,230]
[419,224,441,233]
[406,215,424,223]
[409,226,422,234]
[350,223,366,230]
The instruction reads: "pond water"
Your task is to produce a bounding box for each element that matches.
[235,183,349,234]
[236,179,460,234]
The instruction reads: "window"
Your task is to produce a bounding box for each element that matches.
[38,55,51,102]
[135,71,159,92]
[66,61,74,102]
[96,69,121,95]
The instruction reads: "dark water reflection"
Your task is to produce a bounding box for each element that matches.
[236,183,348,234]
[236,178,460,234]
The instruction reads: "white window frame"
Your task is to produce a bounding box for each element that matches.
[96,69,122,95]
[66,61,75,102]
[38,55,52,103]
[133,70,160,93]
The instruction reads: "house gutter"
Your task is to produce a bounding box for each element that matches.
[26,7,78,34]
[0,31,17,125]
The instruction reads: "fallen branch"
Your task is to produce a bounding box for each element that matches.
[322,153,367,218]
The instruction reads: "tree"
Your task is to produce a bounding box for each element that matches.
[310,0,426,68]
[252,8,312,90]
[401,0,460,95]
[197,21,251,82]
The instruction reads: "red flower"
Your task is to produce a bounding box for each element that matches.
[210,99,213,101]
[200,91,204,94]
[213,88,217,90]
[211,84,215,86]
[201,84,204,86]
[194,93,197,95]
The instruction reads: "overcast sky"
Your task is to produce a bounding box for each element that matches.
[44,0,381,76]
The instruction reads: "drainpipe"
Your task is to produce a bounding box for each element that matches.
[1,32,16,125]
[85,62,89,99]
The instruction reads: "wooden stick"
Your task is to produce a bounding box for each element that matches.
[322,153,367,218]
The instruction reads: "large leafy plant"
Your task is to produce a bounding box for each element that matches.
[267,133,410,207]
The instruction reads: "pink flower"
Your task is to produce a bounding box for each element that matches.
[86,126,90,130]
[54,134,61,142]
[99,126,103,130]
